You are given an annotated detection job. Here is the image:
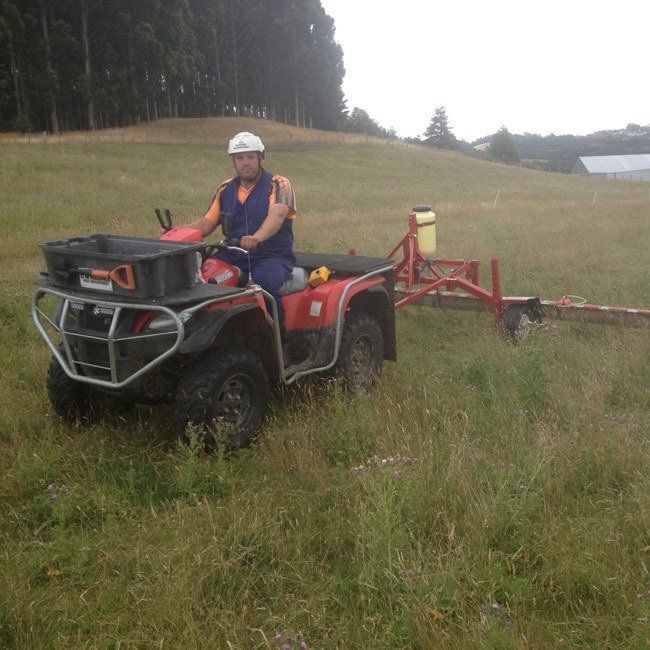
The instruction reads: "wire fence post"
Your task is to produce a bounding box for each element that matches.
[592,189,598,204]
[492,189,501,209]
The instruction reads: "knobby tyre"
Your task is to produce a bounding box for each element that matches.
[334,311,384,389]
[175,346,270,453]
[47,354,134,423]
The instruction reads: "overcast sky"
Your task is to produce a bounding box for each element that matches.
[320,0,649,141]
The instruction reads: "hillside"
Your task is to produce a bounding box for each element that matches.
[2,117,648,303]
[0,116,391,149]
[0,118,648,647]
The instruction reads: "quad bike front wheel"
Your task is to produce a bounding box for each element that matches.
[175,346,270,452]
[47,354,134,424]
[335,311,385,388]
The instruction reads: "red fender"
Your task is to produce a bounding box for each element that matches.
[159,227,203,243]
[284,276,385,331]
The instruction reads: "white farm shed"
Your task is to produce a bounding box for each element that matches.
[571,154,650,181]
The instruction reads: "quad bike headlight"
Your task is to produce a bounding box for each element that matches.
[146,314,177,332]
[145,311,191,333]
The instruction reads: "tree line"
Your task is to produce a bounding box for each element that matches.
[0,0,346,133]
[418,106,521,165]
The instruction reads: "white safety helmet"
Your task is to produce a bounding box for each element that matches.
[227,131,265,159]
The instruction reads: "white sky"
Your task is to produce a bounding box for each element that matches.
[320,0,650,141]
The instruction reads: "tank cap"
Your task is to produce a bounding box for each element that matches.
[413,205,432,212]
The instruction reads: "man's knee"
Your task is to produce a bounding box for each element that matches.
[251,261,291,292]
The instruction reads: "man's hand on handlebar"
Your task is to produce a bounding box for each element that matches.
[240,235,261,250]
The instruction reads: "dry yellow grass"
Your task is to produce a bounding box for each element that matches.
[0,116,402,149]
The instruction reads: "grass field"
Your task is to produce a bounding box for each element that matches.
[1,118,648,648]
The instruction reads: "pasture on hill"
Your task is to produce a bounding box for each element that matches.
[0,118,648,647]
[0,116,383,149]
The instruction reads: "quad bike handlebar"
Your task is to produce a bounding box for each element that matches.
[203,240,248,259]
[154,208,249,255]
[217,240,248,254]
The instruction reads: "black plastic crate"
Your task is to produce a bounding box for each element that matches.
[41,234,206,298]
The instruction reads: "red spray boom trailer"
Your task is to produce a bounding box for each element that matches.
[387,206,649,336]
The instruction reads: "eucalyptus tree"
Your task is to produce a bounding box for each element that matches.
[0,0,347,132]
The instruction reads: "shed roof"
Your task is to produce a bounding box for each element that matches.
[578,154,650,174]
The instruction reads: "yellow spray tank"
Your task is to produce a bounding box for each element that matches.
[413,205,436,258]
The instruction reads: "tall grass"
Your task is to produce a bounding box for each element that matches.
[0,119,648,647]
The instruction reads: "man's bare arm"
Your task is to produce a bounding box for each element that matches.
[189,217,219,238]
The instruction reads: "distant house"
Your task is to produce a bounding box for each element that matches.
[473,142,490,152]
[571,154,650,181]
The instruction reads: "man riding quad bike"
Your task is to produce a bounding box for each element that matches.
[33,133,396,450]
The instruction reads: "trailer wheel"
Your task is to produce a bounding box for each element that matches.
[175,346,270,452]
[335,311,384,388]
[47,355,101,423]
[502,305,531,341]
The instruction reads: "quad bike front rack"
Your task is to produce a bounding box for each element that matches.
[33,286,186,389]
[32,285,263,389]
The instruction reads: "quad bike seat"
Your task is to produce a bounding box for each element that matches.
[294,252,391,275]
[280,266,309,295]
[231,265,308,294]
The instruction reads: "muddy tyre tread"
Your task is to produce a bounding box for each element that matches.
[335,311,384,387]
[175,346,270,451]
[47,355,99,423]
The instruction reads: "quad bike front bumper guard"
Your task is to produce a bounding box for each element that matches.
[32,285,260,390]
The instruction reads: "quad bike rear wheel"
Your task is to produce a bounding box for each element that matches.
[335,311,384,388]
[175,346,270,452]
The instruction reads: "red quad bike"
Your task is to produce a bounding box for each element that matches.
[33,209,396,450]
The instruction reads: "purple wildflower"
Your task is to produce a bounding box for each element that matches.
[283,644,291,650]
[61,485,70,494]
[301,642,308,650]
[491,602,500,610]
[47,484,55,493]
[50,493,58,502]
[274,633,282,644]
